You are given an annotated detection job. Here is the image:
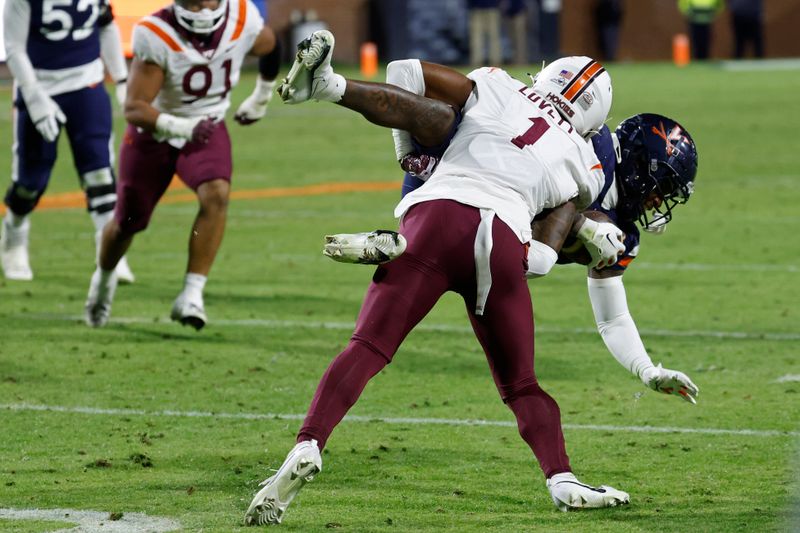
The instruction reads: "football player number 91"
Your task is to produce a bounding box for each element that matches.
[42,0,101,41]
[183,59,234,101]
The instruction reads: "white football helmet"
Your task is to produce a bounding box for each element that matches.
[531,56,612,139]
[174,0,228,35]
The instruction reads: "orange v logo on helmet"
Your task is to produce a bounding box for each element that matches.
[651,121,685,156]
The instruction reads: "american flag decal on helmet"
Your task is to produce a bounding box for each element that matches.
[561,60,606,103]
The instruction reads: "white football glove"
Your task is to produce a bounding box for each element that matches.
[235,78,275,125]
[20,85,66,143]
[114,79,127,108]
[640,364,699,404]
[576,217,626,269]
[155,113,216,144]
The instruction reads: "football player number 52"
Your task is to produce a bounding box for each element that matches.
[42,0,100,41]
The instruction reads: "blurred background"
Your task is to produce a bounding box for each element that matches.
[2,0,798,67]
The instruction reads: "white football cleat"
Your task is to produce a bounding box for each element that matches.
[244,440,322,526]
[1,216,33,281]
[170,292,207,330]
[84,268,118,327]
[278,30,343,104]
[115,256,135,285]
[547,472,630,512]
[323,230,407,265]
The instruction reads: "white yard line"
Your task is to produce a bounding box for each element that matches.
[25,313,800,342]
[775,374,800,383]
[0,508,180,532]
[3,403,798,438]
[635,261,799,273]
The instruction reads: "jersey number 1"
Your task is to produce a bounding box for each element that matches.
[511,117,550,149]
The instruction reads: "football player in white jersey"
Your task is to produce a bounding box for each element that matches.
[84,0,280,329]
[330,59,700,406]
[1,0,134,282]
[244,31,629,526]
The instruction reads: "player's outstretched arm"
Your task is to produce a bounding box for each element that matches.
[235,26,280,125]
[587,270,699,403]
[3,0,65,142]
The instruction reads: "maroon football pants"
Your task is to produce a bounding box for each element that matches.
[298,199,571,478]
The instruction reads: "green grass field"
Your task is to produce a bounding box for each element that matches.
[0,62,798,532]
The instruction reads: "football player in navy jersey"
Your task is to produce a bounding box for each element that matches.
[545,115,700,403]
[1,0,134,282]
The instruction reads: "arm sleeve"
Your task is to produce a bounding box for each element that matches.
[3,0,38,90]
[99,21,128,83]
[587,275,656,379]
[386,59,424,161]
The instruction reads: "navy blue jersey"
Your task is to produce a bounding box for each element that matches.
[585,125,640,271]
[26,0,113,70]
[400,109,462,197]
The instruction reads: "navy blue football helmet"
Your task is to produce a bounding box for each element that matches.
[615,113,698,230]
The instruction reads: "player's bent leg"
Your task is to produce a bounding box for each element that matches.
[547,473,630,511]
[244,440,322,526]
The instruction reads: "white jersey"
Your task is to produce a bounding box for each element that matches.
[394,67,605,243]
[132,0,263,118]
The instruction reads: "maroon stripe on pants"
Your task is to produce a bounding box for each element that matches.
[298,199,571,477]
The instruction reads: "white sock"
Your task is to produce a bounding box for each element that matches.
[99,267,114,284]
[317,73,346,103]
[183,272,207,301]
[548,472,577,484]
[90,210,113,233]
[5,211,28,228]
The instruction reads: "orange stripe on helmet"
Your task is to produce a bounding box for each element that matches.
[563,62,603,102]
[139,21,183,52]
[231,0,247,41]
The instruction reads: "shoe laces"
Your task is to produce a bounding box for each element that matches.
[302,37,327,68]
[362,233,398,262]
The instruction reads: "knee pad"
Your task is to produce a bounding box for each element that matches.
[82,167,117,214]
[4,182,43,216]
